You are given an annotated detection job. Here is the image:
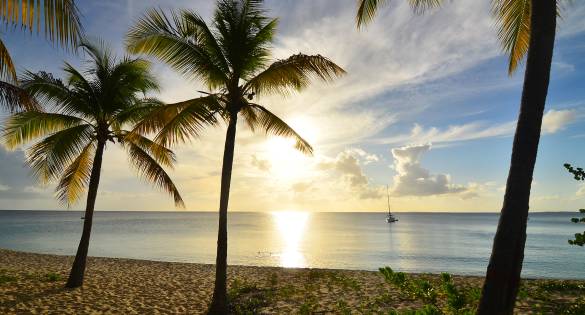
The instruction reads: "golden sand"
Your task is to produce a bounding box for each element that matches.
[1,249,584,314]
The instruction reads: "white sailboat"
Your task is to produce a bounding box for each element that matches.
[386,185,398,223]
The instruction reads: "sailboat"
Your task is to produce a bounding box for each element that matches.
[386,185,398,223]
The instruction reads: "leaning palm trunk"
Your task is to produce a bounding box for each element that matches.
[478,0,557,313]
[65,139,106,288]
[209,114,238,314]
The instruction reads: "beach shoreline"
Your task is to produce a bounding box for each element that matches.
[1,248,584,314]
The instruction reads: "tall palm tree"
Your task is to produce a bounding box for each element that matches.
[356,0,560,313]
[1,40,184,288]
[126,1,345,312]
[0,0,83,111]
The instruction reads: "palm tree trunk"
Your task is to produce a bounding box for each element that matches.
[65,139,106,288]
[478,0,556,313]
[208,114,238,315]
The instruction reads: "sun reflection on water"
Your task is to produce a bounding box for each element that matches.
[272,211,309,268]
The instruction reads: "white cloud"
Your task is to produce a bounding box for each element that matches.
[291,181,313,193]
[542,109,578,134]
[391,144,467,196]
[346,148,380,164]
[23,186,44,194]
[318,149,382,199]
[375,109,581,146]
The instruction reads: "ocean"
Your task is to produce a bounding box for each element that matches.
[0,211,584,279]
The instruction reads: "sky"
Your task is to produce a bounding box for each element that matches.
[1,0,585,212]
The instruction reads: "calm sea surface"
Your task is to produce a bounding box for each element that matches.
[0,211,584,279]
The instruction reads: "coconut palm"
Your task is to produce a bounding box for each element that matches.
[356,0,560,313]
[0,0,83,111]
[126,0,345,312]
[1,39,184,288]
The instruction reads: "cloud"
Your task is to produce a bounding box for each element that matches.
[346,148,380,164]
[375,109,581,146]
[576,184,585,197]
[542,109,578,134]
[251,154,271,172]
[291,181,313,193]
[318,149,382,199]
[391,144,467,197]
[0,148,50,202]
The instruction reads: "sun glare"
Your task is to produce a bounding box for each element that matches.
[262,116,319,180]
[272,211,310,268]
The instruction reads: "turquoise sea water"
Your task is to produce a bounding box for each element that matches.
[0,211,584,279]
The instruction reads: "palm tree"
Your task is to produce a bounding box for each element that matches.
[356,0,560,313]
[1,39,184,288]
[126,1,345,312]
[0,0,83,111]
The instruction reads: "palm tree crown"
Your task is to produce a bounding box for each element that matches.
[0,0,83,111]
[1,40,183,207]
[126,0,345,148]
[126,1,345,312]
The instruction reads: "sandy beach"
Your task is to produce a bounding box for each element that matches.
[1,248,584,314]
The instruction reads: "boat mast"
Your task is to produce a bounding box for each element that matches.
[386,185,391,215]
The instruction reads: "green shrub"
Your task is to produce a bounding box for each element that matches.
[44,272,62,282]
[0,273,17,284]
[412,279,437,304]
[228,278,272,314]
[336,300,352,315]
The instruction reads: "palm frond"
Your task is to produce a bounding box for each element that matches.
[78,39,114,74]
[247,103,313,155]
[0,0,83,49]
[492,0,532,74]
[408,0,444,15]
[122,132,176,168]
[356,0,443,27]
[245,53,346,96]
[126,141,185,208]
[55,141,95,206]
[2,111,86,149]
[356,0,387,28]
[0,80,39,112]
[126,8,228,88]
[492,0,564,74]
[213,0,276,79]
[182,10,230,75]
[132,96,222,146]
[113,97,166,126]
[0,39,17,82]
[26,123,94,184]
[20,70,72,104]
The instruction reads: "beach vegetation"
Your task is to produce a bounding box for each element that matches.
[0,269,16,284]
[380,267,480,314]
[228,279,272,315]
[563,163,585,246]
[268,272,278,287]
[336,300,352,315]
[1,39,184,288]
[125,0,344,312]
[356,0,566,312]
[299,297,319,315]
[43,272,62,282]
[0,0,83,112]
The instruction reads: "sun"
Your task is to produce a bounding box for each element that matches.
[261,116,319,180]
